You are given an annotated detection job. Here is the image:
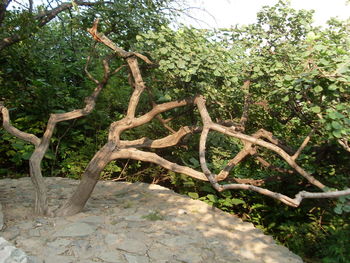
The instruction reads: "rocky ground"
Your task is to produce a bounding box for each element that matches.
[0,177,303,263]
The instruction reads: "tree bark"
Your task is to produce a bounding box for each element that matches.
[56,142,115,216]
[0,52,112,215]
[3,19,350,217]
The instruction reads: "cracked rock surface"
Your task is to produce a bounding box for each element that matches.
[0,177,303,263]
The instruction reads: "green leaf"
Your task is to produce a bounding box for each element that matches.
[275,62,283,68]
[331,121,342,130]
[71,0,78,11]
[319,58,329,66]
[159,47,168,54]
[206,194,217,203]
[188,192,199,199]
[332,130,342,138]
[11,142,24,150]
[334,205,343,214]
[176,60,186,69]
[343,205,350,213]
[167,62,175,69]
[328,111,339,120]
[44,151,56,160]
[213,69,221,77]
[22,152,32,160]
[189,157,199,167]
[284,75,293,81]
[282,95,289,102]
[222,199,233,206]
[311,106,321,113]
[231,198,246,205]
[328,84,338,91]
[200,184,216,194]
[220,190,232,198]
[336,63,349,74]
[314,44,324,51]
[314,86,323,93]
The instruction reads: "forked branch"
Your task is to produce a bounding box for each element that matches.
[0,102,40,146]
[0,53,118,215]
[195,95,350,207]
[58,21,350,215]
[3,19,349,217]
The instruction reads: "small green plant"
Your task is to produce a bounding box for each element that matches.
[142,211,165,221]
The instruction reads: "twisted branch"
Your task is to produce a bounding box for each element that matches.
[4,19,349,216]
[195,95,349,207]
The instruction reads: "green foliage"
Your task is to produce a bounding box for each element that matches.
[141,2,350,262]
[136,26,246,119]
[0,1,349,262]
[0,0,177,176]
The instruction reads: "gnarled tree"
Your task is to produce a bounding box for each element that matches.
[1,19,349,216]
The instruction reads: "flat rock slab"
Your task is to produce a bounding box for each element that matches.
[0,177,303,263]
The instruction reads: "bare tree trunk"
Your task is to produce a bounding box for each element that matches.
[2,20,350,218]
[29,151,49,215]
[56,142,114,216]
[0,52,115,215]
[55,20,350,214]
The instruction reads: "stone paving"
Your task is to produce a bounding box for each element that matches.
[0,177,303,263]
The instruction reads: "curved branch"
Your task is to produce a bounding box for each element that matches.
[110,148,208,181]
[108,147,350,209]
[84,55,99,85]
[0,103,41,146]
[220,184,350,207]
[119,126,200,149]
[295,189,350,200]
[220,183,300,207]
[194,97,350,207]
[217,144,253,180]
[292,129,314,160]
[255,155,294,174]
[212,123,326,189]
[195,95,326,190]
[199,126,222,189]
[338,138,350,153]
[87,19,152,64]
[109,97,195,143]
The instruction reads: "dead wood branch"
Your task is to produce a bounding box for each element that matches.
[0,53,115,215]
[194,95,350,207]
[292,129,314,160]
[338,138,350,153]
[255,156,294,174]
[57,21,350,215]
[0,102,40,146]
[4,19,349,217]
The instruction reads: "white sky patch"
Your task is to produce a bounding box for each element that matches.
[182,0,350,28]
